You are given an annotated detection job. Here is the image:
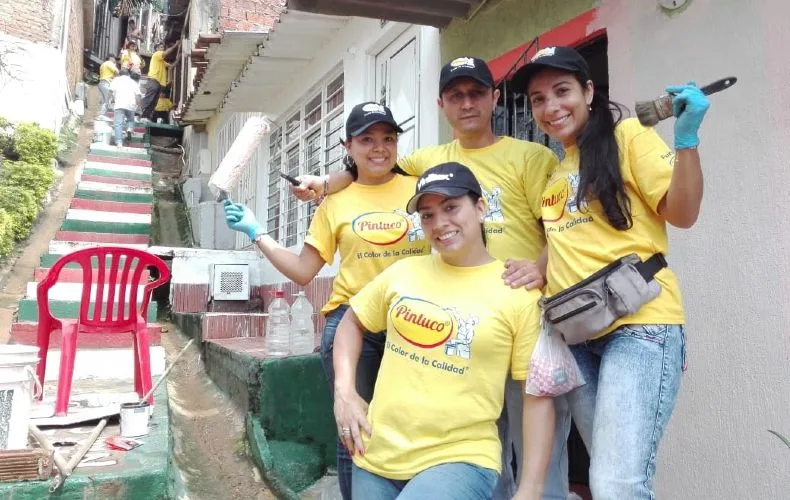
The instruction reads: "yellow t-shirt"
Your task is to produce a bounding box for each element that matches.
[148,50,168,87]
[398,137,558,262]
[99,61,118,82]
[349,254,541,479]
[121,51,143,72]
[304,174,431,315]
[541,117,684,333]
[155,97,173,112]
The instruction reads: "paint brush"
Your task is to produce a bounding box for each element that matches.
[635,77,737,127]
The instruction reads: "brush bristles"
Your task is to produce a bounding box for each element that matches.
[635,94,675,127]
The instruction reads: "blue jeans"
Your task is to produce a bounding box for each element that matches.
[113,108,135,146]
[564,324,685,500]
[98,80,111,116]
[352,462,498,500]
[320,304,385,500]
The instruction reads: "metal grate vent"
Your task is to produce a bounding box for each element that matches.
[220,272,245,295]
[210,264,250,301]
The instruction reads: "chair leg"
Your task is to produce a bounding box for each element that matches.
[134,325,154,405]
[54,326,78,416]
[131,330,142,395]
[35,320,53,401]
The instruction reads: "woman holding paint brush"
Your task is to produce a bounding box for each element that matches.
[223,102,430,500]
[510,45,710,499]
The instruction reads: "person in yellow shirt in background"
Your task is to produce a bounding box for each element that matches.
[511,46,710,499]
[141,42,178,121]
[333,162,555,500]
[291,57,566,500]
[223,102,431,500]
[120,41,143,76]
[97,55,118,119]
[153,87,173,124]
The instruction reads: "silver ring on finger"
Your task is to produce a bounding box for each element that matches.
[341,427,351,435]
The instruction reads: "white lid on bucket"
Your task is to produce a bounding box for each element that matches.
[0,345,40,366]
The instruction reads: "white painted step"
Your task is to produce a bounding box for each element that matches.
[77,180,153,194]
[65,209,151,224]
[40,347,166,382]
[83,161,152,177]
[48,240,149,255]
[26,281,148,301]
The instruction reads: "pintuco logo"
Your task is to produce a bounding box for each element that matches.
[390,297,456,348]
[352,211,409,245]
[541,177,569,222]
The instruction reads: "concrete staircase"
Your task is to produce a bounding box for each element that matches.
[10,119,163,348]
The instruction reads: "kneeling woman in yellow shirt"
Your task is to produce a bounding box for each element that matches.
[224,102,431,500]
[332,162,555,500]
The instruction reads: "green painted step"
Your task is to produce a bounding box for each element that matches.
[75,187,153,204]
[82,167,152,181]
[88,148,151,161]
[18,298,158,322]
[61,219,150,235]
[40,253,136,268]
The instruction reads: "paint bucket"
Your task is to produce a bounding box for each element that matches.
[0,345,42,450]
[120,401,150,437]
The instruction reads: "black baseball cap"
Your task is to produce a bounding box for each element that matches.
[439,57,495,95]
[406,162,483,214]
[510,46,591,92]
[345,102,403,138]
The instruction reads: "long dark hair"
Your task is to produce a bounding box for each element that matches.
[574,75,632,230]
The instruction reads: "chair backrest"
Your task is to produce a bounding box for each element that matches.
[37,246,170,332]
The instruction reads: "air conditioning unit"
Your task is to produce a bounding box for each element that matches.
[210,264,250,301]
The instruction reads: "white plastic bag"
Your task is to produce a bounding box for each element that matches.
[524,320,585,397]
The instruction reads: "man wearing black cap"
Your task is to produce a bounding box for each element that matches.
[292,56,562,499]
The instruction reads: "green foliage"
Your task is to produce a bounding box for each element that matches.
[1,160,55,201]
[0,209,14,258]
[14,123,58,165]
[0,119,59,260]
[0,186,38,241]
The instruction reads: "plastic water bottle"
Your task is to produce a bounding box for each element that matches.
[290,292,315,355]
[266,290,291,356]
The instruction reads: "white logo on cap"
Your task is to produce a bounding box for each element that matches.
[362,103,386,115]
[417,173,454,190]
[449,57,476,70]
[531,47,557,62]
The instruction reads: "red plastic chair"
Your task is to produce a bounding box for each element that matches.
[35,246,170,416]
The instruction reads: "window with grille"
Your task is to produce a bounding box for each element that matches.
[266,70,345,247]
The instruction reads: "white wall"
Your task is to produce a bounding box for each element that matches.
[594,0,790,497]
[0,33,70,132]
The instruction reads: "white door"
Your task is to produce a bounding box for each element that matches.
[375,31,419,158]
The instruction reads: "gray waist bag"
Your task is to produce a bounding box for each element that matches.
[541,253,666,345]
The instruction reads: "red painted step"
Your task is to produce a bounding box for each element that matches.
[70,198,152,214]
[34,267,151,282]
[86,155,152,167]
[54,231,150,245]
[80,174,152,188]
[11,322,162,348]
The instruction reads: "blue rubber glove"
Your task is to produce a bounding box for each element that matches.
[223,199,263,240]
[665,81,710,150]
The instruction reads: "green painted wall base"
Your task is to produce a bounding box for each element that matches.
[0,385,172,499]
[18,298,158,322]
[201,338,337,496]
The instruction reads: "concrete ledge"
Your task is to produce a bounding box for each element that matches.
[0,384,173,499]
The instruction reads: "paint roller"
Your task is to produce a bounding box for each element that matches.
[208,116,273,202]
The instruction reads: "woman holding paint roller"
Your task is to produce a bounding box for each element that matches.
[223,102,431,500]
[509,46,710,499]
